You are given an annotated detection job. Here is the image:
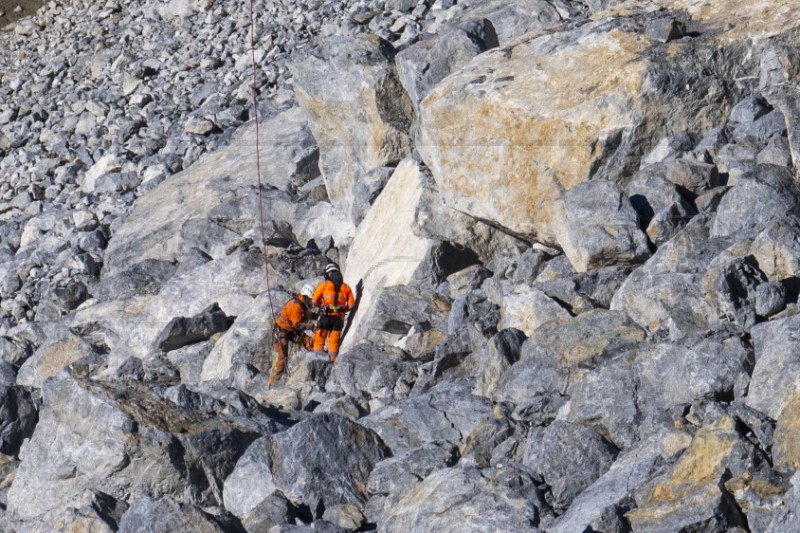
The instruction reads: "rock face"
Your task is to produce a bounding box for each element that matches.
[3,0,800,531]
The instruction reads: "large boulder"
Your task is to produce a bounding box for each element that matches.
[551,179,650,272]
[747,313,800,419]
[118,497,242,533]
[290,35,414,223]
[379,467,540,533]
[340,158,437,352]
[223,414,388,519]
[6,375,265,524]
[416,4,775,242]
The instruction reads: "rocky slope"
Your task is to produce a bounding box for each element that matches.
[1,0,800,531]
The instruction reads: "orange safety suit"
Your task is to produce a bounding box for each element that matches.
[311,279,355,360]
[269,295,314,386]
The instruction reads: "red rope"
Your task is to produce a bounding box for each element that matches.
[248,0,277,324]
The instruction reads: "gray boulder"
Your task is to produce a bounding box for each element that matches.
[0,385,38,456]
[751,216,800,281]
[473,328,526,400]
[327,343,415,404]
[224,413,388,519]
[712,165,800,237]
[90,259,178,303]
[701,252,768,330]
[241,493,296,533]
[118,496,243,533]
[380,467,540,533]
[524,421,618,512]
[747,313,800,419]
[367,442,458,498]
[625,172,697,246]
[359,383,493,455]
[551,179,650,272]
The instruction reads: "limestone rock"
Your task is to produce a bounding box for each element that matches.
[712,165,800,237]
[417,14,748,242]
[751,216,800,281]
[472,328,526,400]
[118,496,242,533]
[524,421,618,512]
[380,467,540,533]
[626,416,754,532]
[16,331,97,389]
[290,35,414,222]
[747,313,800,419]
[551,179,650,272]
[483,279,571,336]
[340,158,436,352]
[774,392,800,472]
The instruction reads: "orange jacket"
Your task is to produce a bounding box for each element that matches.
[312,280,354,315]
[275,296,308,331]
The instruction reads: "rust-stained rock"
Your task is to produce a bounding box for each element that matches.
[626,416,754,532]
[774,392,800,472]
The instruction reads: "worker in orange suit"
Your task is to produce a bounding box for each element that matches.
[269,284,316,387]
[311,263,355,362]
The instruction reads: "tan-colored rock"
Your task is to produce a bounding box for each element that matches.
[290,35,414,222]
[774,392,800,472]
[341,158,436,352]
[626,416,753,532]
[417,0,800,242]
[16,334,95,389]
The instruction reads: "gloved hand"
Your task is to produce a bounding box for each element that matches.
[296,320,317,331]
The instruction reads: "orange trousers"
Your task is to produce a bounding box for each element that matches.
[269,330,312,385]
[313,315,345,360]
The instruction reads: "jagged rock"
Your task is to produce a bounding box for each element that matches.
[755,281,786,317]
[561,352,639,450]
[447,0,563,46]
[766,472,800,532]
[711,165,800,237]
[633,334,752,419]
[118,496,243,533]
[625,171,697,246]
[224,413,388,519]
[6,375,264,523]
[341,158,436,352]
[327,343,415,405]
[751,216,800,281]
[0,334,34,366]
[361,285,449,348]
[747,313,800,419]
[702,251,767,329]
[322,504,364,530]
[524,421,618,512]
[367,441,458,498]
[773,391,800,472]
[359,383,493,455]
[730,95,773,125]
[16,330,97,389]
[290,35,414,222]
[646,16,686,43]
[626,416,756,532]
[483,280,571,335]
[6,489,129,533]
[379,467,540,532]
[156,302,231,352]
[472,328,526,399]
[611,218,733,337]
[551,179,650,272]
[350,167,394,225]
[725,464,791,533]
[550,430,692,533]
[241,493,296,533]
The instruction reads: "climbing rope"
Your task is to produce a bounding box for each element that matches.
[248,0,277,326]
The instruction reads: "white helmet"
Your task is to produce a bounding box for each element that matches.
[300,284,314,298]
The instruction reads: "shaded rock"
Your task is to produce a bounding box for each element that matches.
[322,504,364,530]
[118,496,243,533]
[359,384,493,455]
[729,94,772,125]
[550,431,691,533]
[225,414,387,518]
[449,0,563,46]
[380,467,540,533]
[751,216,800,281]
[702,252,767,330]
[6,375,263,522]
[524,420,618,512]
[472,328,526,399]
[551,179,650,272]
[0,385,38,456]
[241,493,296,533]
[7,489,129,533]
[290,35,414,221]
[755,281,786,317]
[625,171,697,246]
[327,343,415,404]
[361,285,449,348]
[765,472,800,532]
[747,313,800,419]
[367,441,458,497]
[626,416,755,533]
[0,335,34,366]
[17,331,97,389]
[156,302,231,352]
[646,16,686,43]
[396,19,494,116]
[611,218,734,337]
[711,165,800,237]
